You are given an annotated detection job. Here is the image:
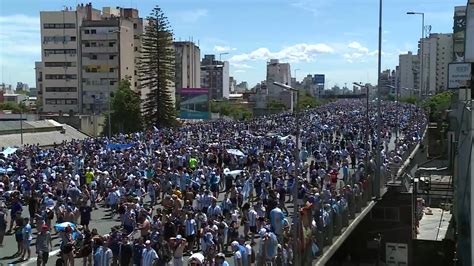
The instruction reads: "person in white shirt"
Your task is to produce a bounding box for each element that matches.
[247,208,257,243]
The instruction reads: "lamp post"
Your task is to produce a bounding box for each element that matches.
[273,81,300,265]
[19,99,28,146]
[219,52,229,61]
[407,11,425,98]
[353,82,370,176]
[374,0,383,199]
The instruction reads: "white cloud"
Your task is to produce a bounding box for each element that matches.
[174,9,208,23]
[0,14,40,85]
[229,43,334,63]
[344,41,388,63]
[348,42,369,53]
[234,70,246,73]
[213,45,236,53]
[230,63,253,69]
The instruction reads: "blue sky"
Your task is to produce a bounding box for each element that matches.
[0,0,467,89]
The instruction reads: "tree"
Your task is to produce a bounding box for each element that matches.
[138,6,176,128]
[422,91,453,122]
[102,79,143,135]
[399,96,417,105]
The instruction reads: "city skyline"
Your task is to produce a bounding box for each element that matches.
[0,0,467,88]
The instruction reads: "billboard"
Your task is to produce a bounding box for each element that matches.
[179,88,210,120]
[313,74,325,85]
[448,63,472,89]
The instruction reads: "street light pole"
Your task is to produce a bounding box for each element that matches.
[375,0,383,199]
[407,11,425,98]
[273,81,300,265]
[219,52,229,61]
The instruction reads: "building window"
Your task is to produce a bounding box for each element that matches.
[45,98,78,105]
[91,55,97,60]
[45,74,77,80]
[43,23,75,29]
[45,87,77,92]
[135,47,138,52]
[85,29,90,34]
[109,55,115,60]
[44,49,76,56]
[85,42,90,47]
[91,29,97,34]
[109,68,114,72]
[133,23,137,29]
[109,42,115,47]
[44,62,76,67]
[70,36,76,41]
[110,80,116,85]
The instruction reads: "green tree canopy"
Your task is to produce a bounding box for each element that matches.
[103,79,143,136]
[138,6,176,128]
[422,91,453,122]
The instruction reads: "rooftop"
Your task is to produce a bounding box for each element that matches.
[417,208,452,241]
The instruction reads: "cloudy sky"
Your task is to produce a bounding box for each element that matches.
[0,0,467,89]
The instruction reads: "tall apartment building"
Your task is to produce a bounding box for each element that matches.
[453,6,467,62]
[399,52,420,96]
[37,3,143,114]
[174,41,201,94]
[200,55,229,100]
[266,59,291,96]
[418,33,453,95]
[265,59,293,109]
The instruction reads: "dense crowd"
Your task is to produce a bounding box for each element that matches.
[0,100,425,266]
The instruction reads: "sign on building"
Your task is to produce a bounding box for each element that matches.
[313,74,325,85]
[448,63,473,89]
[179,88,210,120]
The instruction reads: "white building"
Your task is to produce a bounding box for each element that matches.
[265,59,294,109]
[266,59,291,96]
[419,33,453,95]
[174,41,201,91]
[399,52,420,97]
[38,3,143,114]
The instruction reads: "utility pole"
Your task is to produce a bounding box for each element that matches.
[375,0,383,199]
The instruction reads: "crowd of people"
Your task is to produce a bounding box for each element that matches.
[0,99,425,266]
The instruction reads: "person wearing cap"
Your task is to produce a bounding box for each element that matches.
[231,240,248,266]
[36,224,52,266]
[170,234,187,266]
[142,239,158,266]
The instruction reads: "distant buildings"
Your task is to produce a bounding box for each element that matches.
[200,55,229,100]
[37,3,143,114]
[174,41,201,92]
[419,33,453,95]
[398,52,420,96]
[265,59,293,109]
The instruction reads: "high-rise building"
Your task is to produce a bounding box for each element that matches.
[399,52,420,96]
[174,41,201,93]
[37,3,143,114]
[453,6,467,62]
[418,33,453,95]
[200,55,229,99]
[266,59,291,96]
[265,59,293,109]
